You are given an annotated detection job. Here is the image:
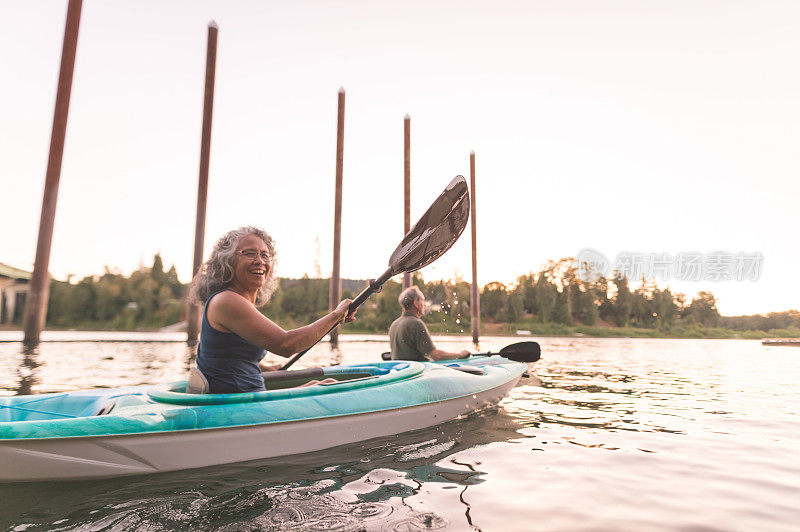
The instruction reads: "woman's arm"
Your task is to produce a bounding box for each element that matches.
[207,291,355,357]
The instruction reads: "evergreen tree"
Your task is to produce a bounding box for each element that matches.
[685,291,720,326]
[532,274,557,323]
[151,253,165,284]
[610,275,633,327]
[653,288,678,327]
[481,282,508,322]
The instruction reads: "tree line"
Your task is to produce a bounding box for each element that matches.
[13,254,797,336]
[44,254,185,329]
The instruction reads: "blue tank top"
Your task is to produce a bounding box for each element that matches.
[196,289,267,393]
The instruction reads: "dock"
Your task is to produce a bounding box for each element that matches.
[761,339,800,346]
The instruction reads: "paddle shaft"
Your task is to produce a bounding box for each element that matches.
[381,350,508,360]
[348,268,394,314]
[381,351,524,360]
[380,341,541,363]
[281,267,394,370]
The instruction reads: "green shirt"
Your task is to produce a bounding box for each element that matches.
[388,312,435,361]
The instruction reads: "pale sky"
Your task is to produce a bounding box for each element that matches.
[1,1,798,316]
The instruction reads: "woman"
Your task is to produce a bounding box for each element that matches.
[189,226,355,393]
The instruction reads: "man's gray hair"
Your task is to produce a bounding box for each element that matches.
[399,286,424,310]
[189,226,278,307]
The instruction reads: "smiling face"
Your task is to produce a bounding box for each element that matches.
[232,233,272,294]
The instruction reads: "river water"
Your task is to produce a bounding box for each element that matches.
[0,334,798,531]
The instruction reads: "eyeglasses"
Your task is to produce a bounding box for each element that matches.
[238,249,271,263]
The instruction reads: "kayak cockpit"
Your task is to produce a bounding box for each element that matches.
[262,367,377,389]
[147,361,425,406]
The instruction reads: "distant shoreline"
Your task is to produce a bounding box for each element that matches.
[1,323,795,341]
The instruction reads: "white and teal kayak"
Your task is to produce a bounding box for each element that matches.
[0,356,529,482]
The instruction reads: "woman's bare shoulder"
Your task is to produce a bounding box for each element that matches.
[207,290,253,316]
[210,290,244,303]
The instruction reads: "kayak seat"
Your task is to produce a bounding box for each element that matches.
[186,366,210,394]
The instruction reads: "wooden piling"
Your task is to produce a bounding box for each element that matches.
[469,151,480,345]
[187,21,218,346]
[23,0,83,346]
[329,88,346,347]
[403,114,411,289]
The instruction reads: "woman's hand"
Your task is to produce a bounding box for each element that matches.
[259,361,282,372]
[335,299,357,323]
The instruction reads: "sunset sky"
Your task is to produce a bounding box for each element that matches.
[2,1,798,316]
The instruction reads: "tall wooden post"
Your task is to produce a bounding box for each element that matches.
[403,114,411,289]
[187,21,218,346]
[23,0,83,346]
[329,88,346,347]
[470,151,480,345]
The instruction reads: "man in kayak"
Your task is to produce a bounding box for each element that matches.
[189,226,355,393]
[389,286,470,361]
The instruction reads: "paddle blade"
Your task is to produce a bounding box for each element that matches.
[388,176,470,274]
[498,341,541,362]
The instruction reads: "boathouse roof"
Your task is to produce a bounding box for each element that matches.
[0,263,32,281]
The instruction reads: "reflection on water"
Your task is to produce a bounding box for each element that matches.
[2,336,800,531]
[15,346,39,396]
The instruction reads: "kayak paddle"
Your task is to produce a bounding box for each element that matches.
[281,175,471,370]
[496,341,541,362]
[380,340,541,363]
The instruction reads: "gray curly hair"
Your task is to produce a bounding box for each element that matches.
[189,226,278,307]
[399,286,424,310]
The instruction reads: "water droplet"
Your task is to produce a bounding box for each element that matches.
[268,506,305,525]
[412,512,448,529]
[350,502,393,519]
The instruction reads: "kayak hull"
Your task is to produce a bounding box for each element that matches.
[0,377,517,482]
[0,358,527,482]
